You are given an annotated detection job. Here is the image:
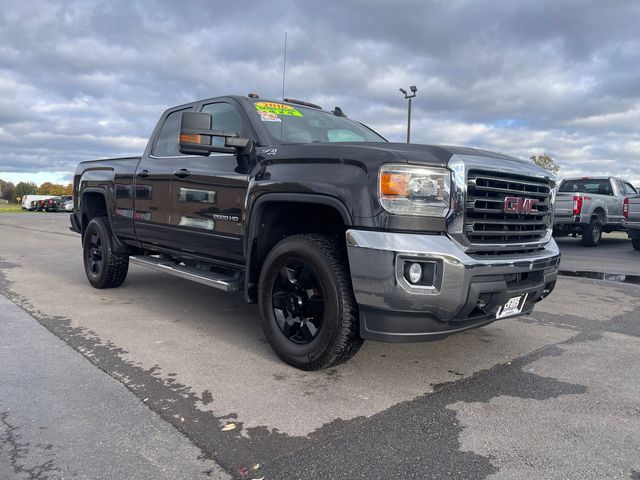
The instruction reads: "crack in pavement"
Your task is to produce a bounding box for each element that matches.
[0,411,60,480]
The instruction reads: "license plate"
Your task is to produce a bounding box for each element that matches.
[496,293,528,319]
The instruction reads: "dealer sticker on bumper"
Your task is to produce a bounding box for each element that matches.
[496,293,529,319]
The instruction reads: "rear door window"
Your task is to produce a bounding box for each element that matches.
[623,182,637,195]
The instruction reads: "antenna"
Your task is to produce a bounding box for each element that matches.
[280,32,288,142]
[281,32,288,102]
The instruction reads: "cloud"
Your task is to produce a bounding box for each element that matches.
[0,0,639,185]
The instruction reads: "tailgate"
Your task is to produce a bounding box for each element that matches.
[628,195,640,227]
[554,193,575,220]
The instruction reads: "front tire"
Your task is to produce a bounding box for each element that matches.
[581,218,602,247]
[632,238,640,251]
[258,234,363,370]
[83,217,129,288]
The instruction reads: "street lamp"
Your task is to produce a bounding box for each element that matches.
[399,85,417,143]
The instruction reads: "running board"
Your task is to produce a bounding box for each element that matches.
[129,256,243,292]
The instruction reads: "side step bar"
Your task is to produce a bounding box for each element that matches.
[129,256,243,292]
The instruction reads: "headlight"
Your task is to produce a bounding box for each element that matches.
[379,164,451,217]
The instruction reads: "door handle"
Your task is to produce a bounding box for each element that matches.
[137,169,151,178]
[172,168,191,178]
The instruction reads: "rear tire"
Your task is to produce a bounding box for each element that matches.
[258,234,363,370]
[581,218,602,247]
[632,238,640,251]
[83,217,129,288]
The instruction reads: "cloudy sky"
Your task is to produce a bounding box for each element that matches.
[1,0,639,185]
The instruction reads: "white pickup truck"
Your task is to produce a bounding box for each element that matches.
[553,176,637,246]
[624,194,640,251]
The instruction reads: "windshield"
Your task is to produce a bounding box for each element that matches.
[250,100,386,144]
[559,179,612,195]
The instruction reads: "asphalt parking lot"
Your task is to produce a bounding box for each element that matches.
[1,213,639,479]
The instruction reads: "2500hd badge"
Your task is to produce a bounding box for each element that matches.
[212,213,240,222]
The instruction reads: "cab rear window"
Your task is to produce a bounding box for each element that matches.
[559,179,613,195]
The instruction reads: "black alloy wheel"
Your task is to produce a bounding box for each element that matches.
[258,234,363,370]
[82,216,129,289]
[271,260,325,345]
[86,231,104,277]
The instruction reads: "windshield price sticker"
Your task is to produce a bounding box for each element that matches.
[496,293,528,319]
[258,111,281,122]
[255,102,303,117]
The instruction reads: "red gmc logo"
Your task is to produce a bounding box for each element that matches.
[503,196,539,214]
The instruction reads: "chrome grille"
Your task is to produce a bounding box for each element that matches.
[465,170,552,245]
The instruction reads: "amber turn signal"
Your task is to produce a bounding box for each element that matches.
[179,133,201,144]
[380,172,409,196]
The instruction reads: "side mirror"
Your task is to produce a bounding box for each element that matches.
[178,111,250,156]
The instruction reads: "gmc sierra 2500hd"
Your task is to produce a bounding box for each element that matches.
[71,94,560,370]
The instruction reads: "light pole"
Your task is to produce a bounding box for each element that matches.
[399,85,417,143]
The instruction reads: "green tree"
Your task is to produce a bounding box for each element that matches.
[1,181,16,203]
[530,154,560,175]
[15,181,38,201]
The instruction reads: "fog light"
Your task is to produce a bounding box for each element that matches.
[408,263,422,284]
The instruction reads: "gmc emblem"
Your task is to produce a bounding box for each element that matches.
[503,196,539,214]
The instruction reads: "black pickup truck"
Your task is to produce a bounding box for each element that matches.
[71,94,560,370]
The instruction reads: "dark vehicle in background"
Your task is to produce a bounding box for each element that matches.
[30,198,49,211]
[43,197,63,212]
[624,194,640,251]
[553,176,637,246]
[71,94,560,370]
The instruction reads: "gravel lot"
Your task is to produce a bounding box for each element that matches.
[1,213,639,479]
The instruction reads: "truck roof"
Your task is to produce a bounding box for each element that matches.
[561,176,615,181]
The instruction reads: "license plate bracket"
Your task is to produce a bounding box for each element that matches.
[495,293,528,319]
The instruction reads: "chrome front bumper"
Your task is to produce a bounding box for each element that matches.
[345,229,560,342]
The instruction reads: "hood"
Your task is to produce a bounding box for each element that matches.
[259,142,551,179]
